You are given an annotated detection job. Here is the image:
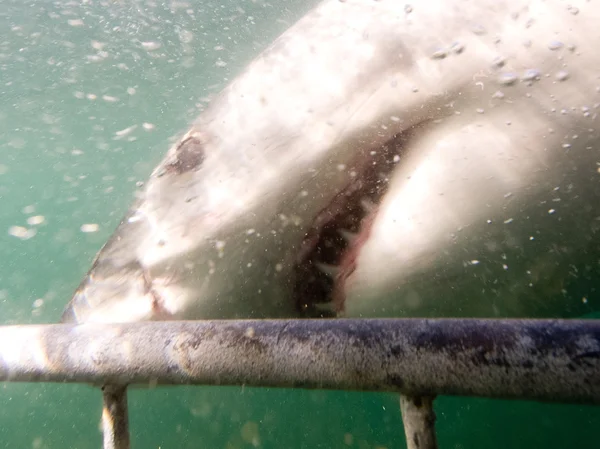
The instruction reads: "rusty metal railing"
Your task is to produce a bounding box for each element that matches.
[0,318,598,449]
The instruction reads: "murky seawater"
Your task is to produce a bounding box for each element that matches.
[0,1,598,448]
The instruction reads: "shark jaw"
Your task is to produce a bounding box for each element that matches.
[62,0,600,324]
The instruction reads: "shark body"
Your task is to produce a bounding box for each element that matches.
[62,0,600,323]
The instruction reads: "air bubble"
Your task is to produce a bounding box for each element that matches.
[548,40,564,51]
[491,56,506,69]
[497,72,518,86]
[555,70,569,81]
[522,69,541,82]
[431,48,447,59]
[450,42,465,54]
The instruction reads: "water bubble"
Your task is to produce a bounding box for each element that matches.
[555,70,569,81]
[471,24,487,35]
[431,48,448,59]
[522,69,541,82]
[548,40,564,51]
[491,56,506,69]
[497,72,518,86]
[450,42,465,54]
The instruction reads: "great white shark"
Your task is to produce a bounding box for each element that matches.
[61,0,600,324]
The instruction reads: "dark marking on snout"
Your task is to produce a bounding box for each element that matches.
[166,135,205,174]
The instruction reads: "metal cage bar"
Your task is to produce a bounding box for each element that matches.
[1,318,598,449]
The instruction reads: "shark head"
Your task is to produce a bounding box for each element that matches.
[62,0,600,324]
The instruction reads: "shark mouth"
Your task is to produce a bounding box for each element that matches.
[293,129,417,318]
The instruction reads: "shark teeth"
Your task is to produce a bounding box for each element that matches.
[314,262,340,278]
[338,229,358,243]
[360,198,377,214]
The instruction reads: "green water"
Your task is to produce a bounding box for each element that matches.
[0,0,598,447]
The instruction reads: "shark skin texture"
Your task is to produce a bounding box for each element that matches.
[61,0,600,324]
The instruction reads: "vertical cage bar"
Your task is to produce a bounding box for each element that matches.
[400,394,438,449]
[102,384,130,449]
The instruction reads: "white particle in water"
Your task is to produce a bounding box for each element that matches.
[8,226,36,240]
[215,240,226,253]
[27,215,45,226]
[142,122,155,130]
[141,41,161,51]
[80,223,99,233]
[115,125,137,137]
[548,209,556,214]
